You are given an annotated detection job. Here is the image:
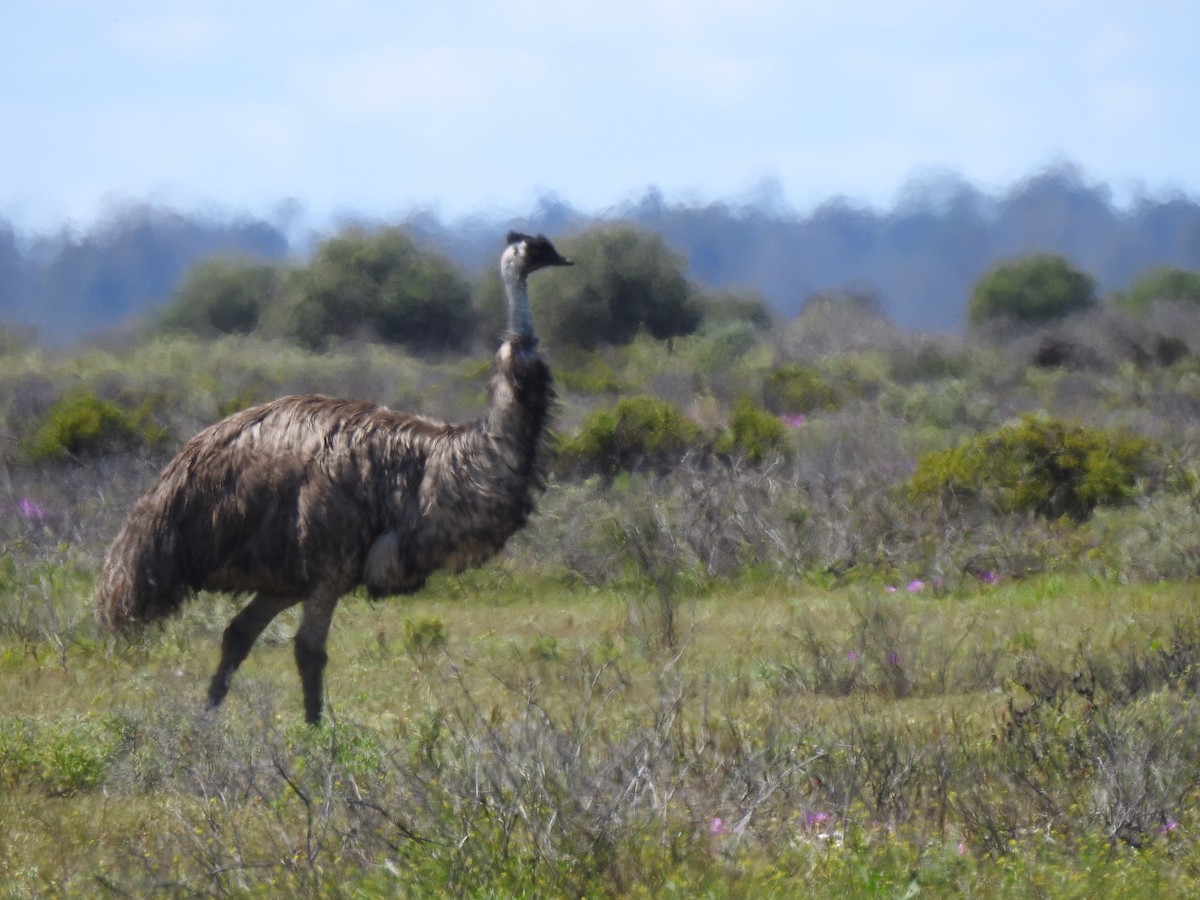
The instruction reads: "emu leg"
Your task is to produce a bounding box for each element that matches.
[208,592,295,710]
[294,593,339,725]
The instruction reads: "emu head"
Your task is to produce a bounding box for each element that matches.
[501,232,572,281]
[499,232,571,344]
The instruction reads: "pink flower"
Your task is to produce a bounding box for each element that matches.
[846,650,861,663]
[957,841,967,856]
[780,413,807,428]
[18,498,47,521]
[885,585,897,593]
[709,817,726,835]
[805,811,832,829]
[906,580,925,593]
[1164,819,1179,833]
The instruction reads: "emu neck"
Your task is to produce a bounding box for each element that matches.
[503,268,535,342]
[488,252,550,452]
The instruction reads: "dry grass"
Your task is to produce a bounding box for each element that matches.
[5,565,1200,894]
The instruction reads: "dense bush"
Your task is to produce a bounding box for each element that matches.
[696,289,773,330]
[761,363,840,414]
[280,227,473,352]
[1117,266,1200,316]
[533,225,702,349]
[25,392,168,462]
[907,414,1154,521]
[557,395,705,478]
[887,340,971,383]
[159,259,279,336]
[714,396,789,463]
[554,350,627,395]
[968,254,1097,326]
[780,292,899,358]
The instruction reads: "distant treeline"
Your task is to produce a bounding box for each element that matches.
[3,163,1200,344]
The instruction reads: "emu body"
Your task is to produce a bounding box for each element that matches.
[96,233,570,723]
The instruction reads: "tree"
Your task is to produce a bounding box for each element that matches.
[967,254,1096,326]
[698,289,773,330]
[283,227,473,352]
[1116,266,1200,316]
[160,259,279,336]
[532,225,702,348]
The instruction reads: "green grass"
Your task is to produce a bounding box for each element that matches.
[4,568,1200,896]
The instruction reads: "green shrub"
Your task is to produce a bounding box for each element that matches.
[404,617,448,654]
[1116,266,1200,316]
[281,227,473,352]
[159,259,279,336]
[555,350,626,395]
[715,396,790,463]
[0,716,119,795]
[968,254,1097,326]
[886,379,993,431]
[907,414,1153,521]
[692,321,762,374]
[761,363,840,414]
[887,342,971,382]
[530,634,562,661]
[697,289,772,330]
[532,225,703,349]
[25,392,168,462]
[558,395,705,478]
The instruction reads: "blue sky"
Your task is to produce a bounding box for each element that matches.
[4,1,1198,233]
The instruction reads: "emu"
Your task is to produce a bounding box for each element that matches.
[96,232,572,723]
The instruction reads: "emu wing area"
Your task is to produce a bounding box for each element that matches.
[157,395,431,598]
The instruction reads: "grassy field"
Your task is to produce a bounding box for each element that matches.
[4,315,1200,895]
[4,560,1200,895]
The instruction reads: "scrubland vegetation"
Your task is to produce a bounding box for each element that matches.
[5,228,1200,895]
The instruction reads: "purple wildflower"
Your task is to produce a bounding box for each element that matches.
[977,570,999,584]
[1163,819,1179,834]
[18,498,47,521]
[885,649,902,667]
[906,580,925,593]
[710,817,726,835]
[885,585,897,593]
[805,811,832,829]
[780,412,807,428]
[846,650,861,663]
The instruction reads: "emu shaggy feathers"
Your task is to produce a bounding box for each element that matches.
[97,342,553,629]
[95,233,568,723]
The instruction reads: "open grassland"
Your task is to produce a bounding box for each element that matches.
[4,568,1200,896]
[5,312,1200,895]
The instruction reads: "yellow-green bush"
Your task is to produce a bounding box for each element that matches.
[24,392,168,462]
[907,414,1154,521]
[715,396,790,463]
[761,363,840,414]
[557,395,705,479]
